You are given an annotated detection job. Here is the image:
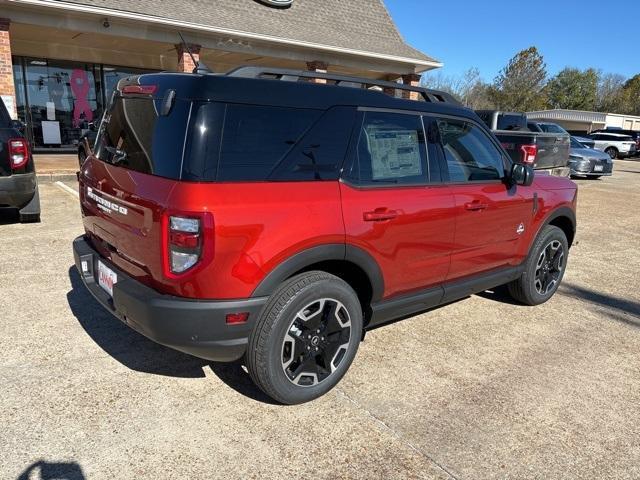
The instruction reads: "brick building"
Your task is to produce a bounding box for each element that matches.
[0,0,439,153]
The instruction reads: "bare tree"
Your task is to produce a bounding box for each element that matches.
[596,73,628,113]
[422,68,494,109]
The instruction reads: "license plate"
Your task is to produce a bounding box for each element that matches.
[594,165,604,172]
[98,261,117,297]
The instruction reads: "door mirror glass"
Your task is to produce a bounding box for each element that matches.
[510,163,534,186]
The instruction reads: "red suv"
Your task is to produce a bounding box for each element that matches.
[74,68,577,404]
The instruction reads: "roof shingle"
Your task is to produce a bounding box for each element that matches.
[55,0,439,65]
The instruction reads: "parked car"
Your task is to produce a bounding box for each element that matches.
[569,136,612,178]
[73,68,577,404]
[77,122,98,168]
[573,136,595,149]
[527,121,568,135]
[587,132,637,159]
[591,128,640,154]
[0,96,40,223]
[476,111,570,175]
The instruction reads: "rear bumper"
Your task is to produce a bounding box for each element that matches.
[73,235,267,362]
[0,172,36,208]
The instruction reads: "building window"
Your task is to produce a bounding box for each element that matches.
[21,57,101,149]
[11,56,157,151]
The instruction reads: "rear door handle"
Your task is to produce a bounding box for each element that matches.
[464,202,488,211]
[363,209,399,222]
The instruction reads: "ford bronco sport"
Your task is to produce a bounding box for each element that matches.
[73,67,577,404]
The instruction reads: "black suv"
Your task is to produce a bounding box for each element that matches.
[0,97,40,223]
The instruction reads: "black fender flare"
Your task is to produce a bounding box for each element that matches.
[251,243,384,301]
[537,206,576,246]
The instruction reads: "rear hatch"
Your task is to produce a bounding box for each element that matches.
[79,74,195,295]
[79,73,346,299]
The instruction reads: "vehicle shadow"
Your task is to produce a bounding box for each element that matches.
[559,283,640,326]
[475,285,524,306]
[17,460,85,480]
[66,267,278,402]
[0,209,19,225]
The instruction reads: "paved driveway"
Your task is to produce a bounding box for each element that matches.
[1,162,639,479]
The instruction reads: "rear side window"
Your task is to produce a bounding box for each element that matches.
[353,111,428,186]
[183,104,355,182]
[217,104,320,181]
[437,118,504,182]
[94,96,191,178]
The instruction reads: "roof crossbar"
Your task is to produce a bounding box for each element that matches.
[226,66,461,105]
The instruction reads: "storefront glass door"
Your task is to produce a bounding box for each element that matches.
[22,57,102,150]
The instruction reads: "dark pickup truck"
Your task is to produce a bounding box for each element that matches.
[0,96,40,222]
[476,111,570,176]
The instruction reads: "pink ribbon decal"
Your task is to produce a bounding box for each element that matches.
[70,69,93,127]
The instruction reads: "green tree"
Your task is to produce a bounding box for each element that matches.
[545,68,598,110]
[489,47,547,111]
[622,74,640,115]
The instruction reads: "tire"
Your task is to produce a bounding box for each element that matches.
[605,147,618,159]
[246,271,363,405]
[587,175,602,180]
[507,225,568,306]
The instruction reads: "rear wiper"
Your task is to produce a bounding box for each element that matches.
[104,146,128,166]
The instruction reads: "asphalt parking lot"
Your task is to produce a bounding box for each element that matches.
[1,161,639,479]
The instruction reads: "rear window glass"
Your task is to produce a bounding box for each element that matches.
[183,104,355,182]
[94,96,191,178]
[497,114,526,131]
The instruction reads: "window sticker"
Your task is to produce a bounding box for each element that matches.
[365,128,422,179]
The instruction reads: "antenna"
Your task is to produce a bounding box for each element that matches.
[178,32,213,74]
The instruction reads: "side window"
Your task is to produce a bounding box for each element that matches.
[269,106,356,181]
[217,104,321,181]
[354,111,428,185]
[436,118,504,182]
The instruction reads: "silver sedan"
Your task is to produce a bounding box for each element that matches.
[569,136,613,178]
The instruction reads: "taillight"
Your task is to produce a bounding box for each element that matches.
[520,144,537,164]
[162,212,214,278]
[8,138,29,170]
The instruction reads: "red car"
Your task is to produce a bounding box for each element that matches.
[74,68,577,404]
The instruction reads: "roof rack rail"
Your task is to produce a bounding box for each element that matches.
[226,66,461,105]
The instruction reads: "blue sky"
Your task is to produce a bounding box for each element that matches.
[384,0,639,81]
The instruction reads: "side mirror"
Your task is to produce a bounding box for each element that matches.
[510,163,534,186]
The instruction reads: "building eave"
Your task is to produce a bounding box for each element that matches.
[7,0,443,71]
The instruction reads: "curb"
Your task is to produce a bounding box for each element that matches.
[37,173,78,183]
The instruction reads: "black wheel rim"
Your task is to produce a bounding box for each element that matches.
[534,240,565,296]
[281,298,352,387]
[607,149,616,159]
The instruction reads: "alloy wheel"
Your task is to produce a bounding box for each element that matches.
[534,240,565,296]
[281,298,352,387]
